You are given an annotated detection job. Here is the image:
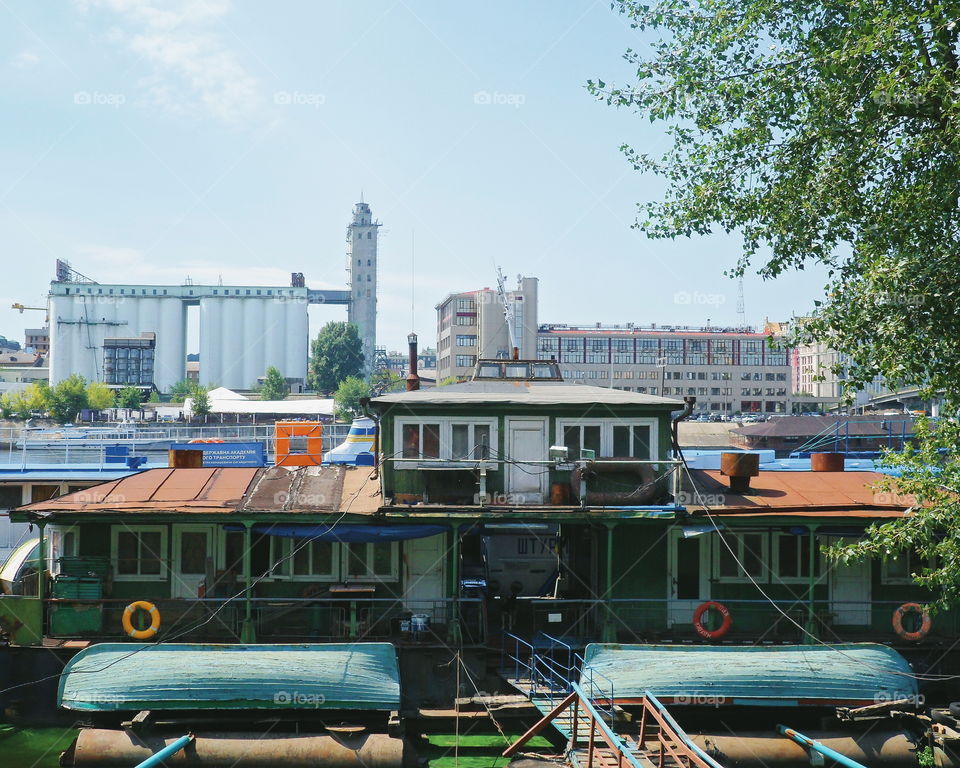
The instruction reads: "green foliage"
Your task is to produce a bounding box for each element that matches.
[369,369,404,396]
[259,366,289,401]
[86,381,115,411]
[595,0,960,603]
[116,386,143,409]
[168,379,195,403]
[49,375,88,423]
[190,385,211,419]
[333,376,370,422]
[308,322,364,394]
[147,390,161,403]
[918,746,935,768]
[438,376,461,387]
[1,382,50,419]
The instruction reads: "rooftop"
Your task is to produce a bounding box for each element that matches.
[539,323,767,336]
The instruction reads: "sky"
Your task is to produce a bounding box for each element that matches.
[0,0,830,357]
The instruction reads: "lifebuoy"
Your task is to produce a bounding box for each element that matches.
[122,600,161,640]
[893,602,931,641]
[693,601,732,640]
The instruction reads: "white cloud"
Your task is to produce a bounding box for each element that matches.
[12,51,40,69]
[76,0,258,122]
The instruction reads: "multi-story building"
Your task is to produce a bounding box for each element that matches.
[435,277,538,381]
[24,327,49,354]
[537,324,791,414]
[384,347,437,377]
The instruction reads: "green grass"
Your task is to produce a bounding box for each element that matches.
[422,732,554,767]
[0,727,79,768]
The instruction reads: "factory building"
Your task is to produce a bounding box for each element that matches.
[346,201,380,373]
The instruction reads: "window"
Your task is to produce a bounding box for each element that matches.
[714,532,767,581]
[401,423,440,458]
[48,525,79,573]
[558,419,657,460]
[397,419,497,464]
[455,315,476,326]
[455,354,476,368]
[456,335,477,347]
[270,538,339,580]
[774,533,822,582]
[457,298,476,311]
[882,548,925,584]
[345,541,398,580]
[113,526,167,580]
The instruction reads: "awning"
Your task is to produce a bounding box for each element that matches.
[224,523,448,542]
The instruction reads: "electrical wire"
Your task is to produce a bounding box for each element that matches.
[681,460,960,682]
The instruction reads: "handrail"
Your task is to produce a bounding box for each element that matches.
[643,691,725,768]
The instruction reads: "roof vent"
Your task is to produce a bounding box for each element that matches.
[720,452,760,492]
[811,452,845,472]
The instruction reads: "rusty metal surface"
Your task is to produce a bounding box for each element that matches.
[733,414,917,438]
[21,465,382,517]
[67,730,411,767]
[685,469,912,516]
[689,731,917,768]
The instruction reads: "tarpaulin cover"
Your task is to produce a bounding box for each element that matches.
[224,523,448,542]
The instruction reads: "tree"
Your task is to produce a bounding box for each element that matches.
[168,379,195,404]
[86,381,116,412]
[1,382,51,419]
[147,390,162,403]
[259,366,289,401]
[308,322,364,394]
[333,376,369,422]
[190,385,211,420]
[369,369,405,396]
[592,0,960,606]
[49,375,88,423]
[116,386,143,409]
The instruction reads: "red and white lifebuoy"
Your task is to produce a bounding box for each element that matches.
[893,602,931,642]
[693,601,732,640]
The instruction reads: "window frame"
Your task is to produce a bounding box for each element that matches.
[395,417,499,468]
[343,541,400,582]
[112,525,168,581]
[713,530,769,583]
[881,548,926,584]
[771,532,825,584]
[269,537,341,581]
[555,418,659,460]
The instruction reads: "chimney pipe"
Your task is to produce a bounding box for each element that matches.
[720,452,760,492]
[811,452,844,472]
[512,346,520,361]
[406,332,420,391]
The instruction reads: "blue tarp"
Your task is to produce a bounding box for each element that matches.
[223,523,448,542]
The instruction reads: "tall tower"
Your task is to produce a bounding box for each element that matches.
[346,201,380,372]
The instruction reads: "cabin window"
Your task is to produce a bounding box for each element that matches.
[269,538,338,580]
[30,485,61,503]
[48,525,80,573]
[557,419,658,460]
[345,541,398,580]
[451,423,491,460]
[714,532,767,582]
[401,423,441,459]
[882,548,925,584]
[112,526,167,580]
[0,486,23,509]
[773,533,822,582]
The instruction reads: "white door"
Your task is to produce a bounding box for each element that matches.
[667,528,710,626]
[826,535,872,625]
[404,533,447,620]
[172,525,216,599]
[506,418,548,503]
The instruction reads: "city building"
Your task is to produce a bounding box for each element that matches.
[346,201,380,373]
[24,327,49,355]
[435,276,538,381]
[0,350,48,395]
[538,323,791,414]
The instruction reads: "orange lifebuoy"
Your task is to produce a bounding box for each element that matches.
[693,601,732,640]
[122,600,161,640]
[893,602,931,641]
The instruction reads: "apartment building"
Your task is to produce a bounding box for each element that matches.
[537,324,791,414]
[435,277,538,380]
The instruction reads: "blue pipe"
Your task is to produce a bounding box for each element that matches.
[777,725,869,768]
[133,734,194,768]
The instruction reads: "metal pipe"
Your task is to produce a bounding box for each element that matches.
[133,734,194,768]
[777,724,870,768]
[671,396,696,459]
[692,731,917,768]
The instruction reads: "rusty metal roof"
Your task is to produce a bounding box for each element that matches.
[684,469,913,518]
[18,465,382,517]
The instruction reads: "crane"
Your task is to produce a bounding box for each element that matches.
[12,303,46,313]
[496,267,519,359]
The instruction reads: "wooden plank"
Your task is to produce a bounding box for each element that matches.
[502,691,577,758]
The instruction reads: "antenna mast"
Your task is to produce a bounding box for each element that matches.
[496,267,519,358]
[737,277,746,328]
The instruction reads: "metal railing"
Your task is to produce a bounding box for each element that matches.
[44,596,483,644]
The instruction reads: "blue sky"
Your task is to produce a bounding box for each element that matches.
[0,1,829,356]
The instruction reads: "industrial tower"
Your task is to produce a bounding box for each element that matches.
[346,201,380,373]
